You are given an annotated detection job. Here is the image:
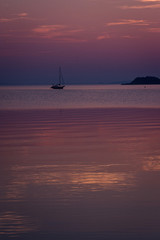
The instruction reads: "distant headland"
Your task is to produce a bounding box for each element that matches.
[122,76,160,85]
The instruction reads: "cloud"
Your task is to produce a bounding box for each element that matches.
[0,18,12,23]
[120,1,160,9]
[120,3,160,10]
[97,34,111,40]
[107,19,150,26]
[33,25,66,34]
[17,13,28,17]
[105,18,160,39]
[0,13,28,23]
[121,35,138,39]
[32,24,86,42]
[148,27,160,32]
[139,0,160,2]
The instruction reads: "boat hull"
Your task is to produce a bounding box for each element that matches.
[51,85,65,89]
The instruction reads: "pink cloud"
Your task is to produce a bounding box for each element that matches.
[17,13,28,17]
[148,27,160,32]
[32,24,86,42]
[107,19,150,26]
[33,25,66,34]
[0,13,28,23]
[120,3,160,9]
[121,35,138,39]
[0,18,12,23]
[97,34,111,40]
[139,0,160,2]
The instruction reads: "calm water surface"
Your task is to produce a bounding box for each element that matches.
[0,85,160,239]
[0,84,160,109]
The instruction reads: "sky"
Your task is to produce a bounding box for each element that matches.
[0,0,160,85]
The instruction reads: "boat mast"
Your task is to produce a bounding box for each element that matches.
[59,66,62,85]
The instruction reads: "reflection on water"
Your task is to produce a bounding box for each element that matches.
[143,155,160,171]
[6,164,135,199]
[0,108,160,239]
[0,212,36,236]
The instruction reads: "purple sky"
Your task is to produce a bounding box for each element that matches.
[0,0,160,85]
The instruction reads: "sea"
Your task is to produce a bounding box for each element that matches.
[0,84,160,110]
[0,84,160,240]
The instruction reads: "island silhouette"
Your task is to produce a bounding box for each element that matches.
[122,76,160,85]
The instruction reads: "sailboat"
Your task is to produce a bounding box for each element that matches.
[51,67,65,89]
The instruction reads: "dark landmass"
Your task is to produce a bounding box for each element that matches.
[122,76,160,85]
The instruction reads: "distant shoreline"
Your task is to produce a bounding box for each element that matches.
[122,76,160,85]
